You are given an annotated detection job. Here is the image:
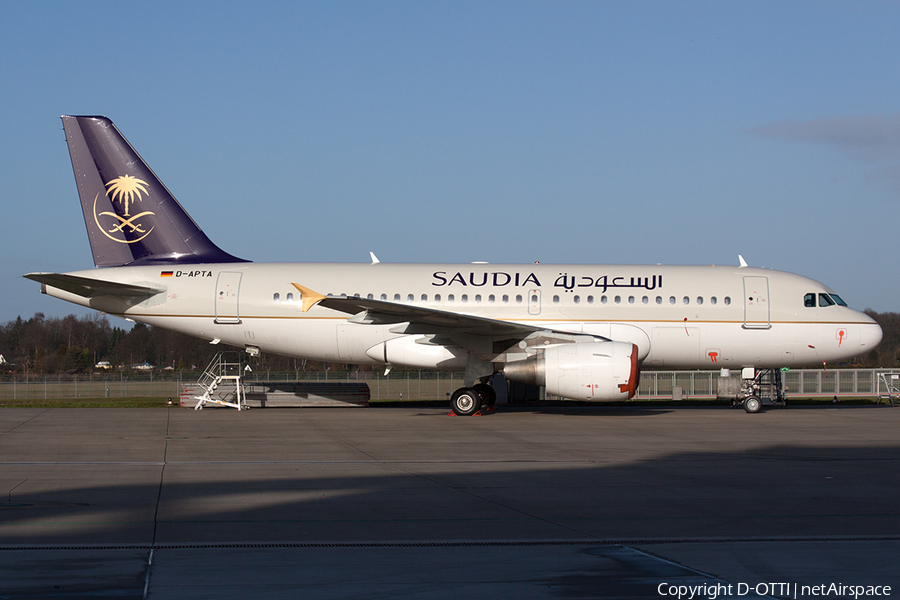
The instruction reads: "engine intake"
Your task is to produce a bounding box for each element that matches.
[503,341,639,401]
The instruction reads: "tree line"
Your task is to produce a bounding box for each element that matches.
[0,311,898,375]
[0,313,327,375]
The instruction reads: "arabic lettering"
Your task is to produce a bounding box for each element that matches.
[431,271,663,291]
[555,273,662,293]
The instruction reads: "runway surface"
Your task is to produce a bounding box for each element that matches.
[1,405,898,598]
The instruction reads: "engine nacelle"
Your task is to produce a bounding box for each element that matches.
[503,341,639,401]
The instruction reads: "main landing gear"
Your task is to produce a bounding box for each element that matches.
[450,382,496,416]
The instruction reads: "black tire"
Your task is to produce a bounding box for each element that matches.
[743,396,762,413]
[473,383,496,408]
[450,387,481,416]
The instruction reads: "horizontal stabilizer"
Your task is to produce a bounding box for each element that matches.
[23,273,165,299]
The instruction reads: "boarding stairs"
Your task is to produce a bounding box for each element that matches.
[876,371,899,406]
[194,351,247,410]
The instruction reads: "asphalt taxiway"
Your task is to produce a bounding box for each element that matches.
[1,405,898,598]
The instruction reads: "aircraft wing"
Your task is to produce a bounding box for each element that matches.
[23,273,165,299]
[291,283,593,342]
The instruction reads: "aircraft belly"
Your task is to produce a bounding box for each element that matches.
[261,319,342,362]
[337,323,385,363]
[649,327,701,367]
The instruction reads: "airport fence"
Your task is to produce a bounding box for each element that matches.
[0,370,469,402]
[633,368,884,400]
[0,368,893,402]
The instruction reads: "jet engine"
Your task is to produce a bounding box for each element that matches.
[502,341,639,401]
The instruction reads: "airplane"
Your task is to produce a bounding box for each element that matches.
[25,116,883,415]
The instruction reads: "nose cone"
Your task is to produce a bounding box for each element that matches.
[858,313,883,353]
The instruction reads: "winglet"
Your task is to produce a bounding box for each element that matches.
[291,283,327,313]
[370,252,380,264]
[738,255,748,268]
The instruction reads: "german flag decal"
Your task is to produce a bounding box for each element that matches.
[160,271,174,277]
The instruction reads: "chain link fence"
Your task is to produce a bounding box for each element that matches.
[0,368,892,402]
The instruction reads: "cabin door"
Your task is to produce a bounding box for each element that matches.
[743,276,770,329]
[215,272,242,324]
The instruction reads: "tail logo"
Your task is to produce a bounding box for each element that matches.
[92,175,156,244]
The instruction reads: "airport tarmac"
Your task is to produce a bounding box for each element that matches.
[1,404,898,599]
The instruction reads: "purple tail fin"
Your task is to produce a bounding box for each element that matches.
[62,115,248,267]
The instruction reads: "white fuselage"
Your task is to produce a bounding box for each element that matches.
[43,262,882,371]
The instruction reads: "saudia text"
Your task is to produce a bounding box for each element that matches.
[432,271,662,292]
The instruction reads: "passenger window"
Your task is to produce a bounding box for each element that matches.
[461,294,468,303]
[516,295,523,303]
[367,293,374,300]
[710,296,717,305]
[380,293,387,301]
[804,293,816,308]
[656,296,662,304]
[475,294,482,303]
[614,296,621,304]
[642,296,648,304]
[393,294,401,301]
[683,296,689,305]
[407,294,414,302]
[574,296,580,304]
[273,293,280,301]
[696,297,703,305]
[489,294,495,303]
[724,297,731,305]
[287,293,294,301]
[587,296,594,304]
[601,296,607,304]
[421,294,428,302]
[669,296,676,305]
[819,293,836,307]
[448,294,455,302]
[628,296,635,304]
[435,294,441,302]
[502,294,509,303]
[553,295,560,304]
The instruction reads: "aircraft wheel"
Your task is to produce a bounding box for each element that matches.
[450,387,482,416]
[473,383,496,408]
[743,396,762,413]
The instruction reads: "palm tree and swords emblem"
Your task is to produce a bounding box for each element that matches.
[93,175,156,243]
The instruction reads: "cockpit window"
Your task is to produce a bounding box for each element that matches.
[830,294,848,307]
[804,293,816,308]
[818,293,836,307]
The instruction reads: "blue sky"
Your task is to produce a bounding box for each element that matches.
[2,1,899,321]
